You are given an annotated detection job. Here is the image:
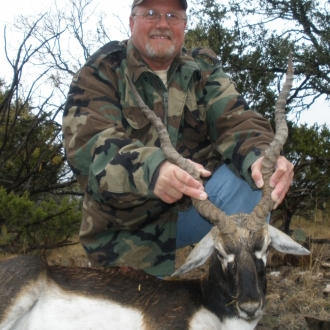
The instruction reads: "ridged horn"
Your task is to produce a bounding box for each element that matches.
[126,74,236,233]
[248,52,294,231]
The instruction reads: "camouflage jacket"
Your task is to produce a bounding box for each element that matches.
[62,39,274,276]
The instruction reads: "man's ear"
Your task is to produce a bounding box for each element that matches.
[183,19,187,31]
[129,15,135,33]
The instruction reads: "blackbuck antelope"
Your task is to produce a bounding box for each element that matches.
[0,54,309,330]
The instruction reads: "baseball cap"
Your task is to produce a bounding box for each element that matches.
[132,0,188,10]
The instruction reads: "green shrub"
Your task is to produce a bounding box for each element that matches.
[0,187,81,253]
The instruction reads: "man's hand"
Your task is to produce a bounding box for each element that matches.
[251,156,294,209]
[154,160,211,204]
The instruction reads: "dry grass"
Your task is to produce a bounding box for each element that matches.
[262,267,330,329]
[46,239,89,267]
[0,252,17,263]
[290,208,330,239]
[0,236,89,267]
[259,210,330,329]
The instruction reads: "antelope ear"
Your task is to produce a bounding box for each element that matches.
[172,227,216,277]
[268,224,310,256]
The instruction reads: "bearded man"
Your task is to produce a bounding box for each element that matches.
[62,0,293,276]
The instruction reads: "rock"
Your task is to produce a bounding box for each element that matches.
[293,228,307,243]
[269,271,281,277]
[323,284,330,296]
[321,250,330,260]
[267,293,281,300]
[321,262,330,269]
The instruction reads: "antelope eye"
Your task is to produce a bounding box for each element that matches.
[217,252,225,259]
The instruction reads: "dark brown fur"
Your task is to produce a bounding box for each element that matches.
[0,256,47,323]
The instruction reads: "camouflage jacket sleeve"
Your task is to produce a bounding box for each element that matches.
[62,41,167,207]
[190,48,274,187]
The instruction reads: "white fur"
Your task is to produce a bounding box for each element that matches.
[2,277,46,330]
[189,308,259,330]
[255,235,270,266]
[3,284,144,330]
[2,282,260,330]
[220,316,259,330]
[189,308,222,329]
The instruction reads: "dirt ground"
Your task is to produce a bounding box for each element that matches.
[257,245,330,330]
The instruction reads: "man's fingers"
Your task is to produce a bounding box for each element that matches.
[172,172,207,200]
[154,161,208,203]
[271,172,292,208]
[272,186,289,209]
[269,156,294,188]
[155,182,207,203]
[270,157,294,208]
[251,157,264,188]
[251,156,294,209]
[174,166,204,191]
[195,167,212,178]
[158,193,180,204]
[154,183,183,202]
[187,159,212,178]
[180,186,207,200]
[178,184,188,193]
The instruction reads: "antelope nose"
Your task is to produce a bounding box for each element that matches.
[238,301,262,319]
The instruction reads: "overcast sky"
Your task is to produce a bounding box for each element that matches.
[0,0,328,126]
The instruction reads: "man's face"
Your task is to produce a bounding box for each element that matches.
[130,0,187,70]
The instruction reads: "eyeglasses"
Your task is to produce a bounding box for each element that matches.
[133,10,187,25]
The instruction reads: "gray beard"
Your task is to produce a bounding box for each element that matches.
[145,43,175,62]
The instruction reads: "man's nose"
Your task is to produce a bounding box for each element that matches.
[155,14,171,28]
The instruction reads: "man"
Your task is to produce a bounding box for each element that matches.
[62,0,293,276]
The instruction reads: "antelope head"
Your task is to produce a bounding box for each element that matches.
[126,53,309,322]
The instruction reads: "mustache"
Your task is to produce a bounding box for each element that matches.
[149,29,173,39]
